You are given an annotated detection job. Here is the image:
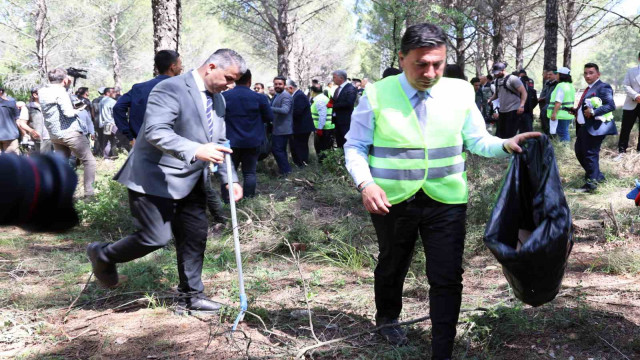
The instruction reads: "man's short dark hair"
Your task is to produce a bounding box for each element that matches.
[76,87,89,97]
[382,67,402,78]
[470,77,480,84]
[273,75,286,83]
[400,23,447,55]
[155,50,180,74]
[486,74,493,81]
[254,82,264,89]
[103,87,114,95]
[584,62,599,72]
[236,69,251,85]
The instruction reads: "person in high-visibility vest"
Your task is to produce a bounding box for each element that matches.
[547,67,576,142]
[310,84,334,162]
[344,23,540,358]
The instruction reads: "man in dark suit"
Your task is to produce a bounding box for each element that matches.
[113,50,183,147]
[331,70,358,148]
[86,49,245,314]
[222,69,273,198]
[574,62,617,193]
[286,79,314,167]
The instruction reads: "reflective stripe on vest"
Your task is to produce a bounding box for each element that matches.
[547,82,576,120]
[365,75,469,205]
[311,94,334,130]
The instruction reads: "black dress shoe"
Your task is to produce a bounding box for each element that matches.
[376,318,408,346]
[576,181,597,193]
[86,242,119,288]
[175,296,222,315]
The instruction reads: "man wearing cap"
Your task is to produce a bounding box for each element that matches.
[488,62,528,138]
[344,23,539,359]
[547,67,575,142]
[574,63,617,192]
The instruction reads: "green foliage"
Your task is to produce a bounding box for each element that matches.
[319,148,349,179]
[599,248,640,275]
[306,237,375,270]
[594,26,640,89]
[75,178,133,234]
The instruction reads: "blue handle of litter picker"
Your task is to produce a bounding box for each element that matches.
[208,141,232,173]
[232,294,248,331]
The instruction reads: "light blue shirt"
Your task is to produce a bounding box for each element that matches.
[344,73,509,186]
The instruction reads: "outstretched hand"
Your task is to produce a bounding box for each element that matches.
[503,132,542,153]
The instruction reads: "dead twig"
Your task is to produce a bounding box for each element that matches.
[294,308,487,359]
[598,334,630,360]
[63,272,93,322]
[607,202,620,237]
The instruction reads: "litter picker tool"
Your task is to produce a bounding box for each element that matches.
[224,151,247,331]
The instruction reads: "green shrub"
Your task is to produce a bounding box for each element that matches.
[75,178,133,234]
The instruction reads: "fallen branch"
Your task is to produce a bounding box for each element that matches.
[63,272,93,322]
[598,334,630,360]
[285,239,320,344]
[294,308,487,359]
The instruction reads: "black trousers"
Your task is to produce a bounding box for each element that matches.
[290,132,311,167]
[519,112,534,133]
[617,105,640,153]
[496,110,520,138]
[204,174,225,223]
[334,121,350,148]
[314,129,335,162]
[371,191,467,359]
[575,126,606,182]
[101,181,208,295]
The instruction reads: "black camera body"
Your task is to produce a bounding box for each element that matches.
[67,67,87,80]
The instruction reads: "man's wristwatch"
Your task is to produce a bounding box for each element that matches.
[357,180,375,193]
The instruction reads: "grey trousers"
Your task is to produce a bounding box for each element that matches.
[53,131,96,196]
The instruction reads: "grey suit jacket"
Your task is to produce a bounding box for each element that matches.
[270,91,293,136]
[623,65,640,110]
[114,72,238,200]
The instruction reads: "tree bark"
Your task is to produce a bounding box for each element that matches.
[515,12,526,70]
[543,0,558,71]
[491,0,505,63]
[152,0,181,73]
[276,0,290,77]
[108,14,122,88]
[562,0,575,68]
[35,0,48,80]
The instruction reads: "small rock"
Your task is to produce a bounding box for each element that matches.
[568,333,578,340]
[538,349,546,354]
[549,350,555,358]
[115,337,127,345]
[485,266,498,271]
[568,357,574,360]
[325,324,339,330]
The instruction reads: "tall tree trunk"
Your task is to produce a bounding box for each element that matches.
[491,0,505,63]
[108,14,122,88]
[152,0,181,73]
[35,0,48,80]
[543,0,558,71]
[562,0,575,68]
[275,0,290,77]
[475,31,484,76]
[515,12,526,70]
[455,23,466,73]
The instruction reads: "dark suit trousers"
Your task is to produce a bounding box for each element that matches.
[575,126,606,182]
[221,147,260,201]
[101,181,208,295]
[290,132,311,167]
[617,105,640,153]
[540,110,551,136]
[519,112,534,133]
[271,134,291,175]
[204,174,225,223]
[335,121,351,148]
[371,191,466,359]
[496,110,520,138]
[314,130,334,162]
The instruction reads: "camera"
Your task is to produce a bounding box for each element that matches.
[0,154,79,232]
[66,67,87,80]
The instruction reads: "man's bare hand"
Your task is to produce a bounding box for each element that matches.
[635,95,640,103]
[130,139,135,147]
[225,182,243,202]
[503,131,542,153]
[584,107,594,118]
[361,183,391,215]
[195,143,232,163]
[517,106,524,115]
[29,130,41,140]
[492,113,499,120]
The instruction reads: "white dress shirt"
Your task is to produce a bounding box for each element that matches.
[577,79,600,125]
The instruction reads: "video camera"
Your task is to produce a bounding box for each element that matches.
[66,67,88,88]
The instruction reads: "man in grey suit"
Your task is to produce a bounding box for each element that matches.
[617,51,640,155]
[87,49,245,314]
[270,75,293,175]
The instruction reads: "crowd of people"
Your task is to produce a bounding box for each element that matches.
[1,22,640,360]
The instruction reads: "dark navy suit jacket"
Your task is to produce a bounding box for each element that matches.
[331,82,358,125]
[291,90,315,134]
[114,75,171,141]
[222,85,274,148]
[578,80,618,137]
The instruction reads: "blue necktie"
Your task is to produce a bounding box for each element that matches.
[415,91,427,134]
[205,90,215,138]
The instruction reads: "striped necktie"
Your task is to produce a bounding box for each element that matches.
[205,90,215,138]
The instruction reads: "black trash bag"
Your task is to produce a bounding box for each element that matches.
[258,123,272,161]
[484,135,573,307]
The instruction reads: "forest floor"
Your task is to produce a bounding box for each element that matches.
[1,126,640,359]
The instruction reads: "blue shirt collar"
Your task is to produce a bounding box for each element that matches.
[398,73,433,99]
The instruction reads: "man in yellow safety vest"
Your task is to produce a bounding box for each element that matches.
[344,23,539,359]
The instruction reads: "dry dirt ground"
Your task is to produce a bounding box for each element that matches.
[1,144,640,359]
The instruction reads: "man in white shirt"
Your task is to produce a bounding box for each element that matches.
[617,52,640,155]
